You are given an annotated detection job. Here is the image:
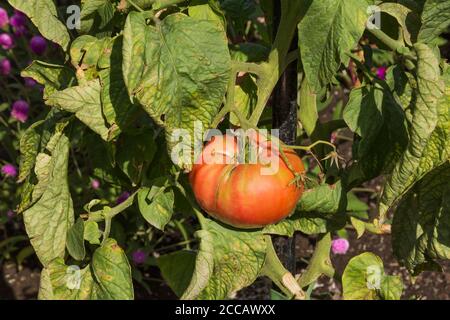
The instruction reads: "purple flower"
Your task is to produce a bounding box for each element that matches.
[6,210,14,219]
[11,100,29,123]
[132,249,147,264]
[376,66,387,80]
[0,58,11,76]
[331,238,350,255]
[24,77,37,87]
[30,35,47,55]
[0,33,13,50]
[116,191,131,204]
[0,8,9,28]
[10,10,26,28]
[91,179,100,190]
[1,163,17,178]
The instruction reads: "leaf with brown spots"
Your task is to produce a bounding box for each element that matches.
[92,238,134,300]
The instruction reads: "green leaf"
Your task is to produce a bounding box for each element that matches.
[343,252,404,300]
[180,229,214,299]
[44,259,99,300]
[8,0,70,51]
[188,0,226,30]
[380,275,404,300]
[66,218,86,261]
[99,36,139,136]
[263,182,347,236]
[18,116,70,212]
[92,238,134,300]
[298,181,346,214]
[23,134,74,267]
[380,43,445,217]
[418,0,450,44]
[46,79,110,140]
[229,74,257,126]
[80,0,115,28]
[79,0,115,35]
[263,209,347,236]
[122,12,231,169]
[137,183,174,231]
[181,219,267,299]
[298,0,369,91]
[38,268,54,300]
[342,252,383,300]
[346,192,369,214]
[298,77,318,136]
[417,63,450,178]
[70,35,107,71]
[17,120,44,183]
[21,61,75,99]
[344,84,408,182]
[115,130,157,185]
[84,221,102,245]
[379,2,420,46]
[157,250,197,297]
[350,217,366,239]
[392,162,450,274]
[230,43,270,63]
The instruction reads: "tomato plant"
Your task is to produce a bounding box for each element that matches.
[0,0,449,301]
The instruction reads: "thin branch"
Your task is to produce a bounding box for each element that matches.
[127,0,144,12]
[232,61,265,77]
[367,28,403,52]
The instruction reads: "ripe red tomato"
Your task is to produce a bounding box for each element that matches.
[189,133,305,228]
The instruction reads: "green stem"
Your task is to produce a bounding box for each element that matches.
[285,140,336,153]
[86,191,138,222]
[249,0,303,126]
[367,28,403,52]
[364,222,391,235]
[305,281,316,300]
[174,220,191,250]
[233,61,265,76]
[127,0,145,12]
[231,109,253,130]
[102,216,112,245]
[156,239,195,252]
[260,236,305,300]
[297,233,335,288]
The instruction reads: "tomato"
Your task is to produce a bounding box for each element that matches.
[189,133,305,228]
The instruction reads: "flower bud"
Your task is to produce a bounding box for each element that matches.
[30,35,47,55]
[0,33,14,49]
[0,8,9,28]
[11,100,29,123]
[0,58,11,76]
